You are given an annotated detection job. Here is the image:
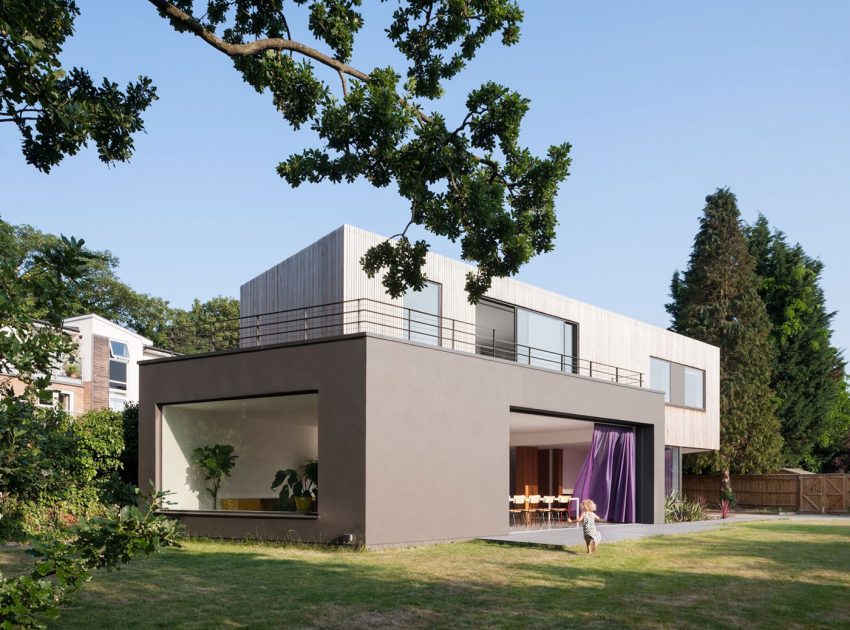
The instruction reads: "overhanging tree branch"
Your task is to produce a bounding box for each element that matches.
[147,0,369,82]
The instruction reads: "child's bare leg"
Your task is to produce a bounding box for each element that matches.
[590,540,598,553]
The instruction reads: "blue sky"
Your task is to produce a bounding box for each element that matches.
[2,1,848,355]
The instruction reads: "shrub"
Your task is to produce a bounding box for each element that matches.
[0,489,182,628]
[664,493,706,523]
[0,406,134,541]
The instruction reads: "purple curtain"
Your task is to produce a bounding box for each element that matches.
[573,424,636,523]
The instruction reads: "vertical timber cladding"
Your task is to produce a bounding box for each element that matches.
[515,447,538,495]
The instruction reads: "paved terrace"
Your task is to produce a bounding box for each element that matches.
[482,513,847,547]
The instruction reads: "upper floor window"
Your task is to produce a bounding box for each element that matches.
[516,308,577,373]
[109,340,129,359]
[109,339,129,390]
[650,357,704,410]
[404,281,441,346]
[475,299,577,374]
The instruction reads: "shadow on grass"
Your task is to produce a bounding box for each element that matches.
[17,522,848,629]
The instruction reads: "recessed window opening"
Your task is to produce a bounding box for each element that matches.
[650,358,704,410]
[161,394,319,514]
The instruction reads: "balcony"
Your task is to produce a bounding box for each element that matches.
[172,298,643,388]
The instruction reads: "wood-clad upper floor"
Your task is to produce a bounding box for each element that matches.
[240,225,720,450]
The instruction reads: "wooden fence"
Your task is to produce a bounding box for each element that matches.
[682,474,850,513]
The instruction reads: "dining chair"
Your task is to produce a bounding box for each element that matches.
[540,496,556,527]
[523,494,542,527]
[509,495,526,527]
[554,495,571,524]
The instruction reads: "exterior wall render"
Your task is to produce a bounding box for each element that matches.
[139,336,367,544]
[140,333,666,547]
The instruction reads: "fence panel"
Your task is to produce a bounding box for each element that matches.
[684,473,849,512]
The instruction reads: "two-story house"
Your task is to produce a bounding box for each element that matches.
[5,314,170,415]
[139,226,719,547]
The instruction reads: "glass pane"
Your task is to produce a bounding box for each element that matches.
[404,281,440,346]
[684,367,704,409]
[161,394,319,512]
[109,340,129,358]
[475,299,515,360]
[564,322,577,373]
[650,358,671,403]
[109,359,127,389]
[517,308,566,370]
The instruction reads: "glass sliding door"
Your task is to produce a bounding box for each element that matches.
[404,281,441,346]
[475,299,516,360]
[516,308,576,372]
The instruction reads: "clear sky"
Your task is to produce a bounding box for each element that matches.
[2,1,848,355]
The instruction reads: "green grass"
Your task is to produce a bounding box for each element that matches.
[3,520,849,629]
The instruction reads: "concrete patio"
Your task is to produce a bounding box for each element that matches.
[481,513,845,547]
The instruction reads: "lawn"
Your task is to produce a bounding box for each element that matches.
[2,520,848,629]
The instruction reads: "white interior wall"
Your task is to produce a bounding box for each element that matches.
[161,396,318,510]
[562,446,589,492]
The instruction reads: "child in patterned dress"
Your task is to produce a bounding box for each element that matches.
[578,499,601,554]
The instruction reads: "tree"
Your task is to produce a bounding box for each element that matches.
[11,222,175,348]
[4,218,239,352]
[170,295,240,353]
[0,0,157,172]
[745,215,846,470]
[148,0,571,302]
[667,189,783,487]
[0,220,181,627]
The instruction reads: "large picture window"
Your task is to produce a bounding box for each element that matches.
[161,394,319,513]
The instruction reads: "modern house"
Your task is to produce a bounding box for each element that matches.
[3,314,169,415]
[139,225,719,547]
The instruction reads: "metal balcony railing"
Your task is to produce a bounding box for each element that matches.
[177,298,643,388]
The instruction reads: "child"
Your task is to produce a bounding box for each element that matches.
[578,499,601,554]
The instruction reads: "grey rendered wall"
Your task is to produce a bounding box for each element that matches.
[363,336,666,547]
[139,336,367,544]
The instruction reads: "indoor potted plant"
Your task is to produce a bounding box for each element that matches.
[271,459,317,512]
[192,444,238,510]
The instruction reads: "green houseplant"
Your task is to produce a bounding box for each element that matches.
[191,444,238,510]
[271,459,317,512]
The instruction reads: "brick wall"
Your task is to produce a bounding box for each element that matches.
[91,335,110,410]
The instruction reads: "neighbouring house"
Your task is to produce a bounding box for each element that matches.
[2,314,170,415]
[139,225,719,547]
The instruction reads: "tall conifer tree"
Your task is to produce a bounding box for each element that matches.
[667,189,783,483]
[745,215,846,470]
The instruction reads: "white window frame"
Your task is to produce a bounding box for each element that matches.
[36,390,75,413]
[109,339,130,391]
